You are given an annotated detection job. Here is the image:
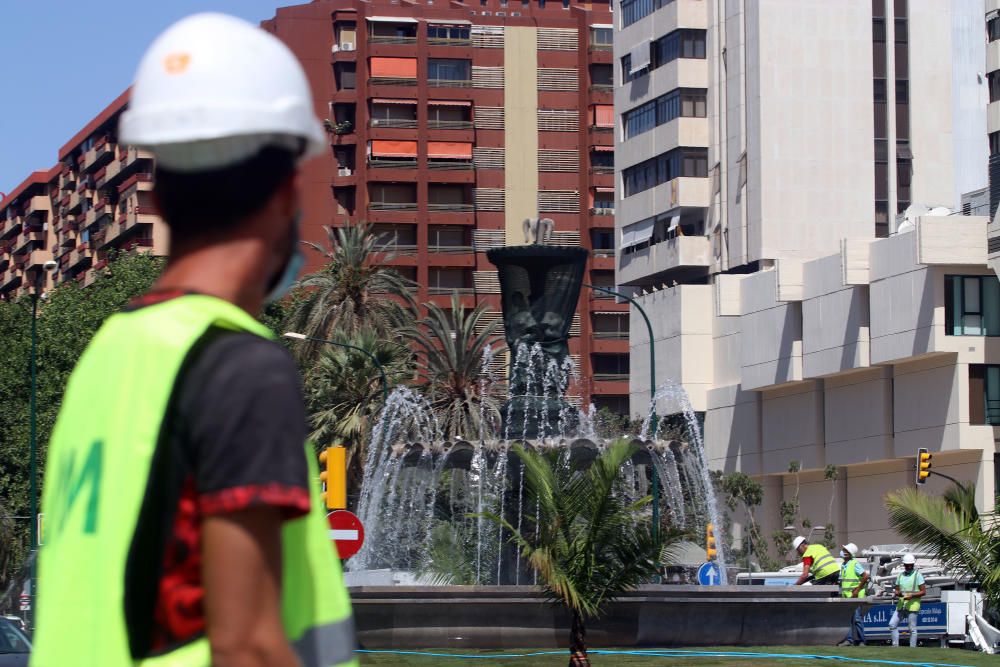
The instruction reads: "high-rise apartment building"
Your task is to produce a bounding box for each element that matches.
[263,0,627,411]
[0,92,166,297]
[614,0,994,547]
[1,0,626,411]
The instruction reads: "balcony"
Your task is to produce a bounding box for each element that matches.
[13,229,45,255]
[427,203,474,212]
[618,235,711,286]
[592,248,615,258]
[0,267,20,292]
[68,243,91,269]
[84,203,113,230]
[588,84,613,94]
[371,77,418,87]
[24,196,49,220]
[102,219,125,247]
[83,140,114,173]
[369,202,418,211]
[428,78,472,88]
[124,206,159,231]
[427,160,473,171]
[369,118,418,129]
[590,165,614,175]
[0,216,22,241]
[368,35,417,45]
[589,125,614,135]
[590,207,615,217]
[428,244,473,254]
[428,286,475,295]
[379,243,418,256]
[593,373,629,382]
[588,43,613,53]
[428,119,473,130]
[368,158,418,169]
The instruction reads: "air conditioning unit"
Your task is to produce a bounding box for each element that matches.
[495,11,506,16]
[341,42,355,51]
[337,167,353,176]
[511,11,521,15]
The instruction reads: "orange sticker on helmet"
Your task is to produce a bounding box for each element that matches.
[164,53,191,74]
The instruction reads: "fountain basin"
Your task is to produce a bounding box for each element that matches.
[350,585,856,649]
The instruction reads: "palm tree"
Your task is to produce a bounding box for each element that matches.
[482,440,679,667]
[885,484,1000,616]
[303,327,413,492]
[285,222,416,361]
[403,295,505,440]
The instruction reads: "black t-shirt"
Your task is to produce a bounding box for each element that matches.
[123,295,311,657]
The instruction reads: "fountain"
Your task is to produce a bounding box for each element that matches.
[349,220,728,584]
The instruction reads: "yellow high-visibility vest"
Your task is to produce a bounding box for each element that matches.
[34,295,357,666]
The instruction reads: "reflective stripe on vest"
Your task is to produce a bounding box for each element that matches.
[840,558,863,598]
[33,295,357,667]
[803,544,839,580]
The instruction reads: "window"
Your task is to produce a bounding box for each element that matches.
[428,58,470,81]
[334,62,356,90]
[590,228,614,250]
[590,63,613,86]
[992,132,1000,157]
[592,353,629,377]
[623,89,707,140]
[428,24,471,41]
[592,190,614,210]
[620,0,675,29]
[990,72,1000,104]
[370,183,417,205]
[429,267,470,291]
[651,29,705,68]
[429,225,468,248]
[372,223,417,248]
[946,275,1000,336]
[591,27,613,47]
[969,365,1000,425]
[895,80,909,140]
[593,313,628,338]
[989,17,1000,42]
[590,151,614,168]
[622,147,708,197]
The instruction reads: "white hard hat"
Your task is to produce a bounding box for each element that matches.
[843,543,858,557]
[120,13,325,172]
[792,536,806,550]
[902,553,916,565]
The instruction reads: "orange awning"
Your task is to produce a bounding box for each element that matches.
[595,186,615,193]
[371,140,418,157]
[370,57,417,78]
[592,145,614,152]
[593,105,614,127]
[373,98,417,104]
[428,99,472,107]
[427,141,473,159]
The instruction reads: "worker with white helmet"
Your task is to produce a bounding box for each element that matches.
[33,13,356,667]
[792,536,840,586]
[889,553,926,648]
[836,543,870,647]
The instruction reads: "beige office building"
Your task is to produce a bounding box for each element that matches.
[615,0,993,550]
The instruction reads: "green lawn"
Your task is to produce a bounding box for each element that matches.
[358,646,996,666]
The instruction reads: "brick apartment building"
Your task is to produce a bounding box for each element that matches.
[0,0,628,412]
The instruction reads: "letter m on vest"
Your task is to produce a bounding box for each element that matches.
[51,439,103,538]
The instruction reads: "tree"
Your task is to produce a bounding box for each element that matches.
[284,222,416,362]
[0,252,164,586]
[886,484,1000,617]
[481,440,679,667]
[718,471,776,571]
[302,327,413,493]
[403,295,505,440]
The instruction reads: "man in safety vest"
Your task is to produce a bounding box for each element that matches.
[33,13,357,667]
[792,536,840,586]
[889,553,926,647]
[836,542,870,647]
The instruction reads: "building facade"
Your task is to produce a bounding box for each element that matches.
[1,0,628,411]
[264,0,628,411]
[615,0,994,549]
[0,91,166,298]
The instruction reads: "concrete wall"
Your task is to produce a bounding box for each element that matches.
[824,369,893,467]
[739,269,802,390]
[802,253,870,377]
[630,284,714,414]
[760,382,823,473]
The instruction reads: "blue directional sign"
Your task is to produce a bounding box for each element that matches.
[697,561,721,586]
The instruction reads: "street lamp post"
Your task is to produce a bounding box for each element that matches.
[28,260,57,627]
[283,332,389,404]
[581,283,659,541]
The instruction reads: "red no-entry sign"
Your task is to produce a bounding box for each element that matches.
[327,510,365,559]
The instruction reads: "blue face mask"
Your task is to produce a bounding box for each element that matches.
[264,214,305,304]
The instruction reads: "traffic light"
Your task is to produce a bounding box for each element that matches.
[706,522,717,561]
[916,448,932,485]
[318,446,347,510]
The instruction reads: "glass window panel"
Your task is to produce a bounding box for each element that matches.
[985,276,1000,336]
[987,366,1000,424]
[965,314,983,336]
[965,277,981,313]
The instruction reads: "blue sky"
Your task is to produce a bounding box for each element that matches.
[0,1,287,195]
